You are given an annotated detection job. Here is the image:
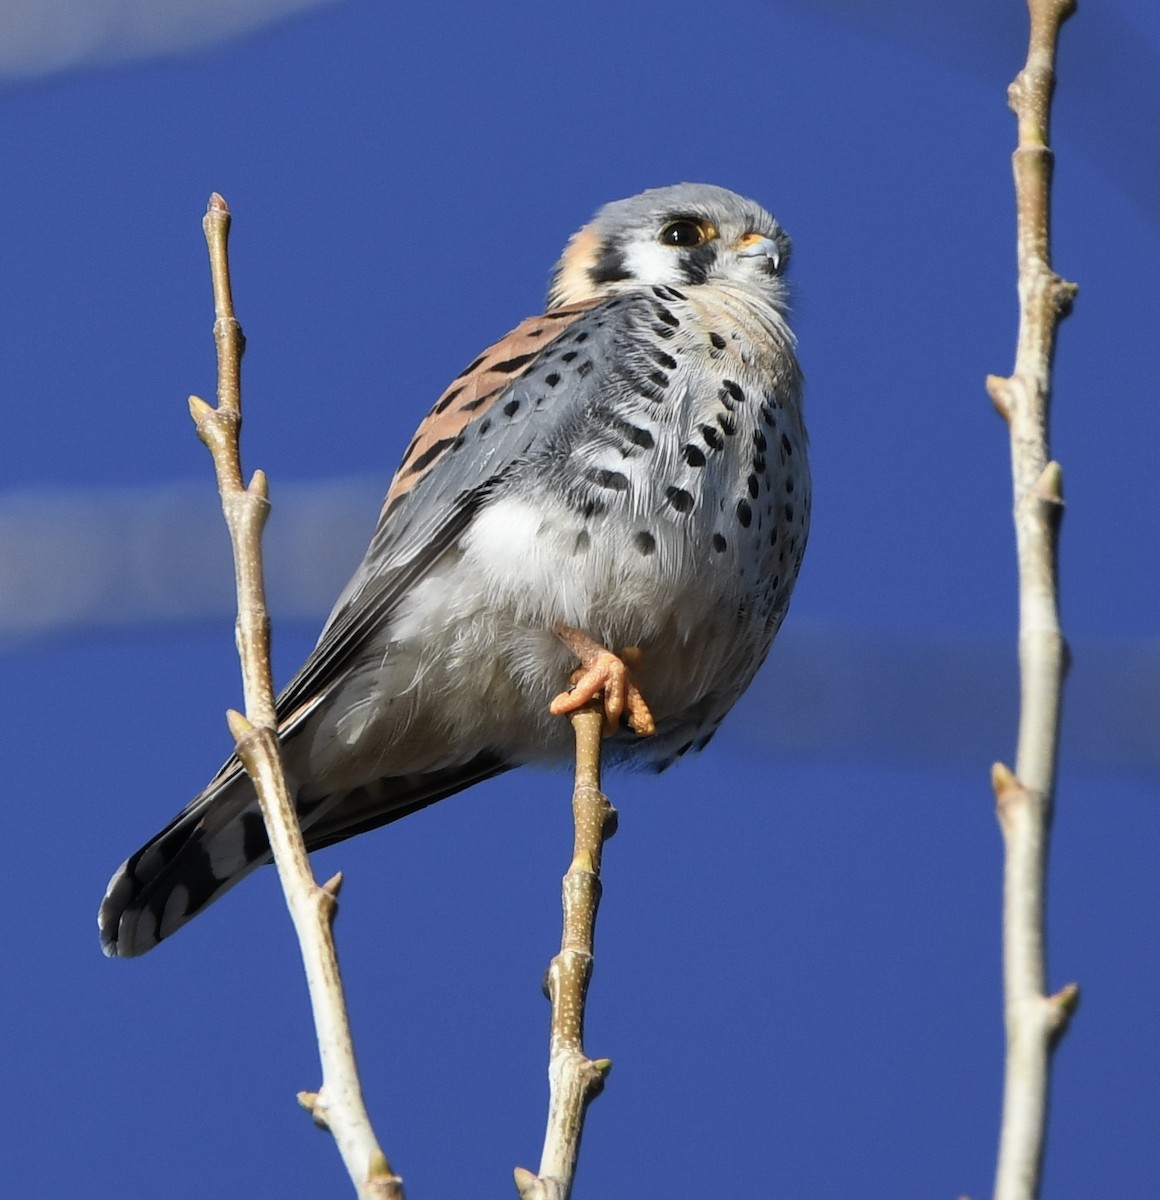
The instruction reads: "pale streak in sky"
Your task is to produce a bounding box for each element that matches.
[0,0,343,79]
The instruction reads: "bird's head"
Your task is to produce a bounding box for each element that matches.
[547,183,790,311]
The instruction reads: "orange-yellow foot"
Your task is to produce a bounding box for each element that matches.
[549,625,657,737]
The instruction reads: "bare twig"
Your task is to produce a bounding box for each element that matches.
[515,703,614,1200]
[984,5,1080,1198]
[191,194,404,1200]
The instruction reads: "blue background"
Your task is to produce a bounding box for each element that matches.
[1,2,1156,1196]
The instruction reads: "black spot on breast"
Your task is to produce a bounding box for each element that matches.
[701,424,724,451]
[545,372,561,387]
[634,530,656,555]
[753,430,767,451]
[577,360,594,378]
[722,380,746,404]
[652,284,687,302]
[589,468,630,492]
[651,324,677,340]
[717,413,737,436]
[665,486,694,513]
[682,444,706,468]
[747,474,760,498]
[653,304,680,328]
[753,454,767,473]
[503,398,520,417]
[574,530,590,553]
[561,351,578,363]
[608,416,655,450]
[712,533,728,553]
[784,503,795,522]
[649,370,670,389]
[649,347,678,370]
[736,499,753,527]
[492,352,537,374]
[785,477,795,494]
[781,433,794,456]
[478,417,492,436]
[581,498,606,519]
[575,331,589,344]
[709,331,726,350]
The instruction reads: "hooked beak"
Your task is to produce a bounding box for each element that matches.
[735,232,782,272]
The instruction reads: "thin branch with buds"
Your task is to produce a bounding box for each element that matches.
[985,4,1081,1198]
[515,703,615,1200]
[190,193,404,1200]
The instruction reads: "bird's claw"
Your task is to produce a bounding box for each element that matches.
[549,627,656,736]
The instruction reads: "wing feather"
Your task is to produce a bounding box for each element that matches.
[272,297,604,726]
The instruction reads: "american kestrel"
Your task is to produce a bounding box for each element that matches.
[100,183,810,957]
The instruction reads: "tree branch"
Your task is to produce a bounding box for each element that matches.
[191,193,404,1200]
[515,703,615,1200]
[984,5,1080,1198]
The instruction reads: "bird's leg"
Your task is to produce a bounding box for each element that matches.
[549,625,657,737]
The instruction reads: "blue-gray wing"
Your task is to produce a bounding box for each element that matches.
[272,293,637,726]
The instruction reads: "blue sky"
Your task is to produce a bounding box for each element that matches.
[1,1,1156,1196]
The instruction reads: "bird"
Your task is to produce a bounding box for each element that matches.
[99,183,810,958]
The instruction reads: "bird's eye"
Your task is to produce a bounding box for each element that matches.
[659,219,712,248]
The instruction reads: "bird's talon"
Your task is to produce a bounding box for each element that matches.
[550,627,656,737]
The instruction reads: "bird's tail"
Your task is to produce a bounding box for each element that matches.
[99,753,507,957]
